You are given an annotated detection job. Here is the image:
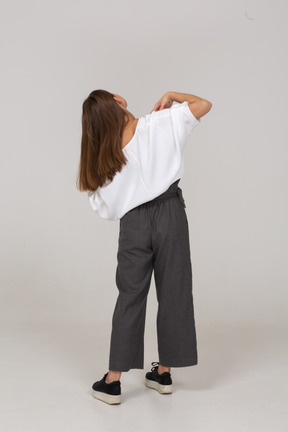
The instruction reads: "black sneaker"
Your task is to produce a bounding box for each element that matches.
[92,372,121,405]
[145,361,173,394]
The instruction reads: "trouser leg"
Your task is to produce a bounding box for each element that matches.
[152,196,198,367]
[108,206,154,372]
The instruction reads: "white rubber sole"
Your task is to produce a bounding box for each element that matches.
[92,390,121,405]
[145,378,173,394]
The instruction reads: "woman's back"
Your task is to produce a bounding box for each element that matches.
[88,101,201,221]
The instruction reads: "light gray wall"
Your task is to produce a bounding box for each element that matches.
[1,0,287,328]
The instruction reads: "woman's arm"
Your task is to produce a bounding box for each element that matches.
[150,91,212,120]
[167,91,212,120]
[167,91,209,104]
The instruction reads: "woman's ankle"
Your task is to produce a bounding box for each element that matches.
[105,370,122,383]
[158,364,171,374]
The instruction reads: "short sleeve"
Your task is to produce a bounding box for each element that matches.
[169,101,200,151]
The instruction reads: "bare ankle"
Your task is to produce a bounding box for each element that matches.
[105,371,122,383]
[158,364,171,374]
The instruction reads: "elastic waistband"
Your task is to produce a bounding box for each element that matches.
[152,188,186,208]
[144,179,186,208]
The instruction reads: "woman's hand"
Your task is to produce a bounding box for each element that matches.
[150,92,173,114]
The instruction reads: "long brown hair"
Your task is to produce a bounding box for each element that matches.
[76,89,130,192]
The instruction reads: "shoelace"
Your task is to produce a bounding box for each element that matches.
[150,361,160,371]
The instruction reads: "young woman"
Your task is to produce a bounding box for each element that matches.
[77,89,212,404]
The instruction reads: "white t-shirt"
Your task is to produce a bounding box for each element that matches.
[88,101,200,221]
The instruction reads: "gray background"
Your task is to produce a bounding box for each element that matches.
[1,0,287,431]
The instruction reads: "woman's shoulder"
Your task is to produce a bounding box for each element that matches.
[143,101,186,123]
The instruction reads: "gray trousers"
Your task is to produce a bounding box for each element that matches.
[108,179,198,372]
